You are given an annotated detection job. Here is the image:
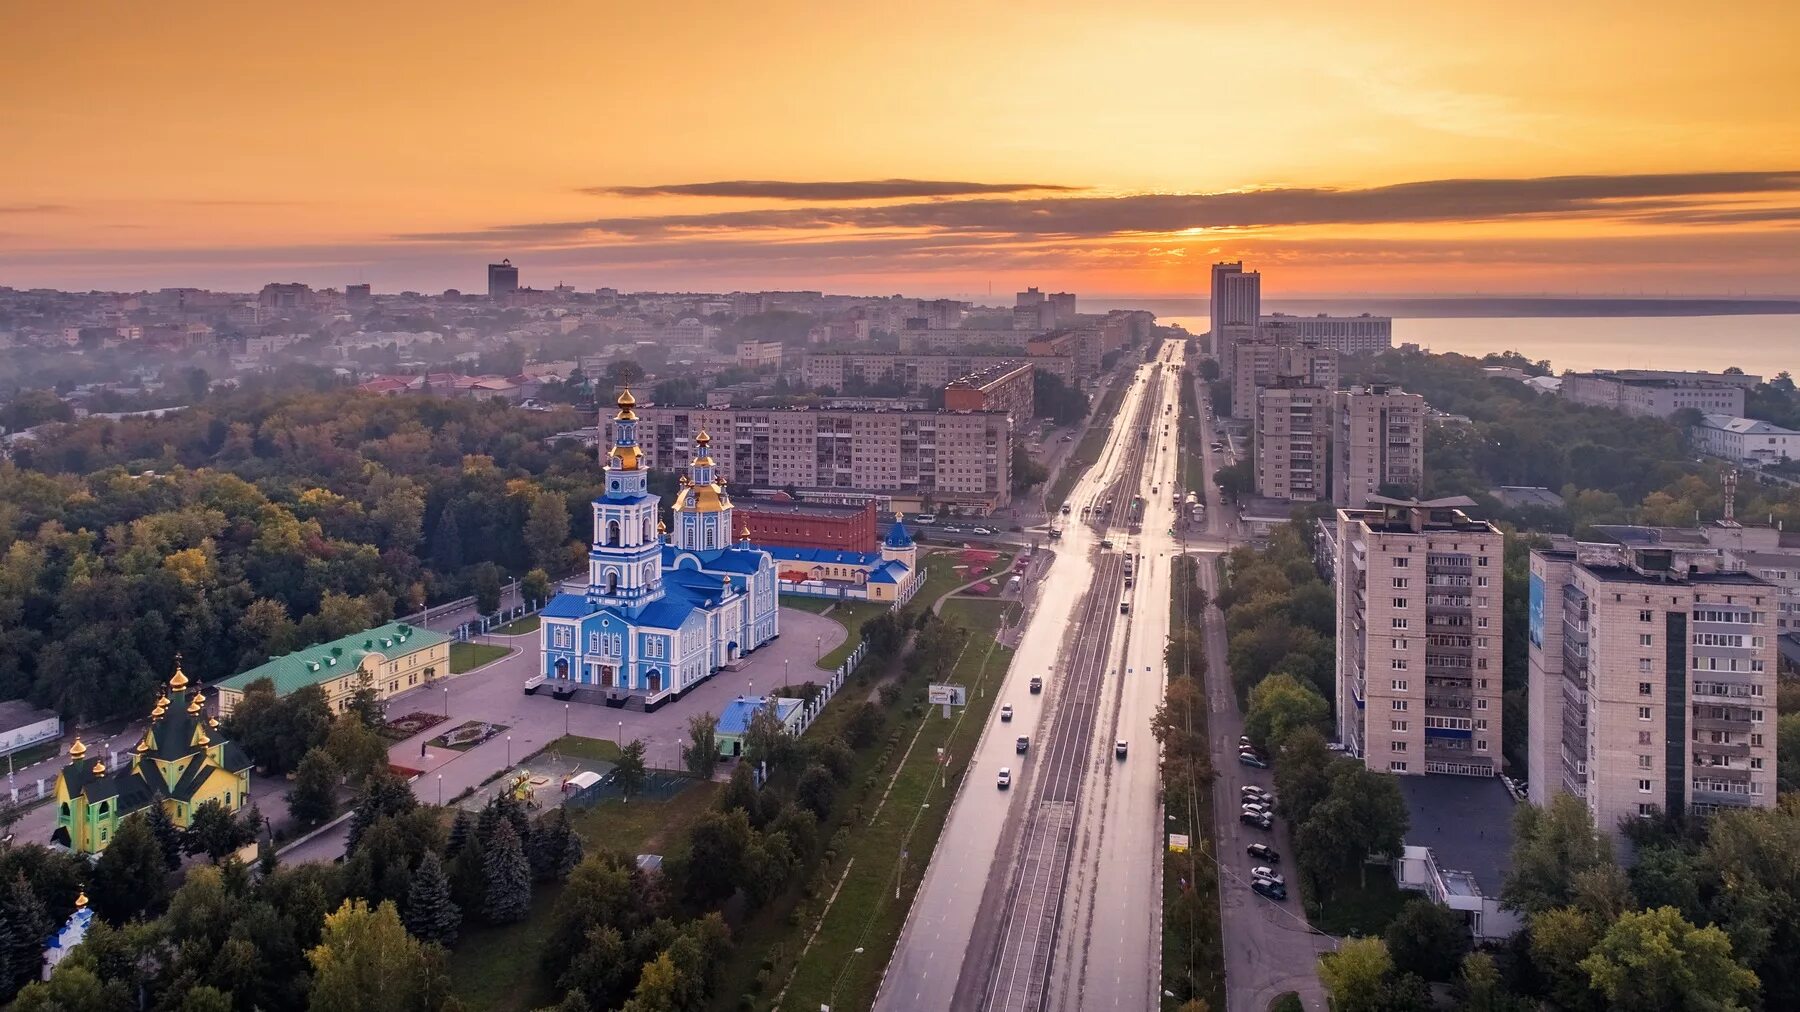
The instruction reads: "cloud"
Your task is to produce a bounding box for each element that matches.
[414,170,1800,244]
[584,179,1082,201]
[0,203,70,215]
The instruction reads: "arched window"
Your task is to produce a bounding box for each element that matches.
[643,515,654,540]
[606,519,620,546]
[606,570,619,594]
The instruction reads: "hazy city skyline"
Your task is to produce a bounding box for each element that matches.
[4,2,1799,294]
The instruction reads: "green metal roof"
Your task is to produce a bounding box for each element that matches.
[215,621,449,696]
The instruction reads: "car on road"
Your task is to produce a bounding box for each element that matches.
[1061,434,1074,442]
[971,527,995,536]
[1246,843,1280,863]
[997,767,1012,789]
[1030,676,1043,693]
[1120,600,1130,613]
[914,514,935,524]
[942,525,964,534]
[1000,704,1013,722]
[1101,538,1114,549]
[1251,866,1285,886]
[1238,752,1270,769]
[1240,811,1273,830]
[1016,736,1030,753]
[1115,740,1129,759]
[1251,877,1287,901]
[1061,504,1072,515]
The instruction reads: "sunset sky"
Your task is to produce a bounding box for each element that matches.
[4,1,1799,296]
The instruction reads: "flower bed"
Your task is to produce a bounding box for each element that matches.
[429,719,510,751]
[380,710,449,741]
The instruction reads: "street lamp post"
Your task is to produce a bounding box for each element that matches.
[565,703,570,735]
[437,774,442,804]
[617,720,623,747]
[443,686,449,717]
[506,735,512,765]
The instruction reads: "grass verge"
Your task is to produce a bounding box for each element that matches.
[1047,380,1129,512]
[1162,554,1226,1011]
[543,734,623,764]
[818,602,885,670]
[1303,866,1415,938]
[450,641,509,674]
[774,600,1021,1011]
[779,596,837,614]
[493,614,540,635]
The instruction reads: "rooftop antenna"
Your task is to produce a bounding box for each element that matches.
[1722,469,1738,526]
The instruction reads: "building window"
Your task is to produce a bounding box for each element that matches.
[1640,609,1654,622]
[1392,680,1408,691]
[1639,682,1653,696]
[1639,731,1654,745]
[1392,741,1407,752]
[1392,721,1408,732]
[1638,779,1653,793]
[1751,757,1765,770]
[1476,698,1488,710]
[1477,556,1489,567]
[1476,739,1488,751]
[1639,658,1654,673]
[1752,733,1765,747]
[1391,659,1408,670]
[1639,755,1654,769]
[1638,803,1657,817]
[1392,700,1408,711]
[1640,634,1654,646]
[1390,761,1408,772]
[1638,706,1653,720]
[1392,618,1408,630]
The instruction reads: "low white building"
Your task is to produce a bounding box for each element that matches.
[1393,775,1524,942]
[1694,413,1800,466]
[0,700,61,756]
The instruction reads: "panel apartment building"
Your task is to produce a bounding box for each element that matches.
[1253,378,1331,502]
[1333,385,1426,508]
[1336,497,1505,777]
[1527,533,1778,839]
[617,405,1014,515]
[1232,335,1338,420]
[802,351,1076,387]
[1260,313,1394,356]
[942,361,1035,426]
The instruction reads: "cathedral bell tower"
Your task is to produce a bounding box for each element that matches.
[587,389,664,608]
[671,429,735,552]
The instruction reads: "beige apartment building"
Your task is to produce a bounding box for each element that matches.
[1334,385,1426,507]
[1336,497,1505,777]
[1231,335,1338,420]
[1528,532,1779,839]
[802,351,1075,388]
[1253,379,1331,501]
[896,328,1039,353]
[619,405,1013,514]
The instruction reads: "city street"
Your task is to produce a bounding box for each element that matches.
[878,345,1176,1012]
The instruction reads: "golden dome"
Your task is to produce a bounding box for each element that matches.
[68,737,87,760]
[614,388,638,421]
[672,483,730,514]
[134,736,149,754]
[194,727,211,746]
[156,694,170,709]
[657,520,668,535]
[694,428,710,446]
[208,716,220,730]
[91,759,106,776]
[168,658,190,690]
[610,445,641,471]
[75,891,88,910]
[740,524,752,541]
[187,695,204,714]
[152,703,167,718]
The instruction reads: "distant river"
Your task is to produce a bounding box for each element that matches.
[1157,314,1799,378]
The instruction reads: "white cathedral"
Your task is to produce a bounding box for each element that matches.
[538,389,779,709]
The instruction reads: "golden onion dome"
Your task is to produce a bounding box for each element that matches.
[156,694,170,709]
[194,727,211,746]
[188,690,206,714]
[75,891,88,910]
[610,445,641,471]
[152,703,167,718]
[68,737,88,760]
[740,524,752,541]
[91,759,106,776]
[135,736,149,754]
[614,388,638,421]
[657,520,668,535]
[168,658,190,690]
[694,428,710,447]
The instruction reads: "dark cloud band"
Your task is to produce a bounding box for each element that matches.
[584,179,1082,201]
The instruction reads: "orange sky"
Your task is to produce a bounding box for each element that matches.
[3,1,1799,295]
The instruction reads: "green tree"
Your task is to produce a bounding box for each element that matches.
[560,925,630,1008]
[1503,792,1613,915]
[1580,905,1759,1011]
[144,801,184,871]
[183,800,255,864]
[288,747,341,826]
[326,712,390,785]
[1296,762,1408,889]
[1529,906,1605,1012]
[1778,712,1800,792]
[1319,936,1393,1012]
[682,809,755,906]
[1242,672,1329,751]
[684,712,718,778]
[11,965,122,1012]
[472,561,504,617]
[619,950,680,1012]
[1383,898,1470,982]
[0,876,52,1001]
[307,899,451,1012]
[177,986,233,1012]
[403,851,461,947]
[345,670,385,729]
[794,764,836,820]
[521,568,552,610]
[615,739,648,799]
[525,491,571,571]
[90,814,171,922]
[482,819,531,924]
[347,771,418,852]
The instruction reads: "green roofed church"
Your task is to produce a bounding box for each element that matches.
[53,660,252,854]
[213,621,449,717]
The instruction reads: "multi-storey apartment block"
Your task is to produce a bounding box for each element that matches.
[1333,385,1426,507]
[1337,496,1505,777]
[801,351,1075,388]
[1253,378,1331,502]
[1231,333,1338,420]
[617,405,1013,514]
[1527,532,1778,841]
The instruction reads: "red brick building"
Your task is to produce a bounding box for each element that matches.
[942,360,1034,425]
[734,493,879,553]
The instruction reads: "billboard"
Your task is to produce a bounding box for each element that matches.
[927,684,968,706]
[1528,571,1546,649]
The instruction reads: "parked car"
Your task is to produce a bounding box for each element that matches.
[1241,802,1271,819]
[1252,877,1287,901]
[997,767,1012,789]
[1115,740,1129,759]
[1246,843,1280,863]
[1061,504,1072,514]
[1251,866,1285,886]
[1030,676,1043,694]
[1240,786,1272,802]
[1016,736,1030,754]
[1239,735,1254,749]
[1000,704,1013,722]
[1240,811,1273,830]
[1238,752,1270,769]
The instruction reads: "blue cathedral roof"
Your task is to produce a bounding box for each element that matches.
[541,593,595,619]
[867,560,910,584]
[660,544,768,574]
[761,545,885,566]
[592,491,658,506]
